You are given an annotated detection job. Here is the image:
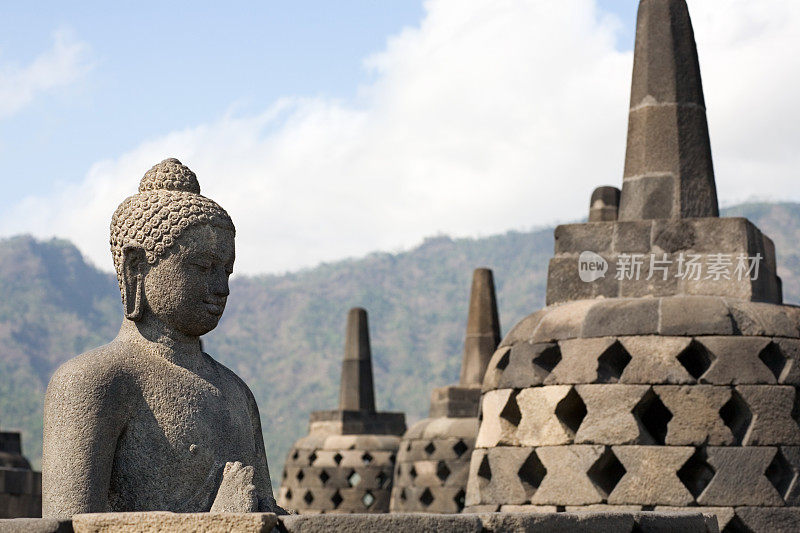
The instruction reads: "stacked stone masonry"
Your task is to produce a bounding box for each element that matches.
[468,308,800,531]
[390,416,477,513]
[0,510,719,532]
[279,434,400,514]
[0,430,41,518]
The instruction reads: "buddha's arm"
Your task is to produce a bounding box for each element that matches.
[245,389,283,513]
[42,358,129,518]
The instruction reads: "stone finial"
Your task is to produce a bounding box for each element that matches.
[618,0,719,221]
[459,269,501,387]
[339,307,376,412]
[589,186,621,222]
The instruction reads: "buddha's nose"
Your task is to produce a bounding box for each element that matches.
[211,270,230,297]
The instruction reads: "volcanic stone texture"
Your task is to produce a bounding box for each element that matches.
[278,308,405,514]
[467,305,800,532]
[390,269,501,514]
[618,0,718,220]
[0,430,41,518]
[547,217,782,305]
[279,433,401,514]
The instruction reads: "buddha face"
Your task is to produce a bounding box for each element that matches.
[140,223,235,337]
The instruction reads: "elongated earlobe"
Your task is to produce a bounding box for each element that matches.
[122,245,146,321]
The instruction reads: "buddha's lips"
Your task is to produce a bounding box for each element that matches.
[204,301,225,316]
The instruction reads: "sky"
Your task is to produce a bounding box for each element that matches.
[0,0,798,275]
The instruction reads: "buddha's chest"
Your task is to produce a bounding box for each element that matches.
[121,365,256,466]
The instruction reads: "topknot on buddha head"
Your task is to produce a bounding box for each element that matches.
[138,157,201,194]
[110,158,235,293]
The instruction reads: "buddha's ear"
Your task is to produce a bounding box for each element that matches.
[122,245,146,321]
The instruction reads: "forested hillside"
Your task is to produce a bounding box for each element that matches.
[1,202,798,486]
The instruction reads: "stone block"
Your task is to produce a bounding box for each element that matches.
[735,507,800,533]
[400,420,429,441]
[428,386,481,418]
[697,337,776,384]
[482,347,510,392]
[546,256,619,306]
[779,446,800,505]
[613,221,652,253]
[475,389,520,448]
[479,512,635,533]
[548,337,617,384]
[497,342,561,389]
[502,311,545,348]
[516,386,579,446]
[737,385,800,445]
[554,223,615,254]
[71,512,276,533]
[633,511,716,533]
[498,504,558,513]
[727,301,800,338]
[618,336,694,384]
[607,446,694,505]
[772,338,800,385]
[531,300,597,343]
[575,385,652,445]
[656,507,734,532]
[582,298,660,338]
[466,447,540,506]
[654,386,734,446]
[659,296,734,336]
[0,519,71,533]
[530,445,606,505]
[698,447,784,506]
[278,513,483,533]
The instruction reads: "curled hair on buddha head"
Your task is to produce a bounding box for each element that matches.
[109,158,235,298]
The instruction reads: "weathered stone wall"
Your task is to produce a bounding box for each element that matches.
[0,510,719,533]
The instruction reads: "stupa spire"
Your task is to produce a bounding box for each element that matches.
[338,307,376,412]
[459,268,501,387]
[618,0,718,220]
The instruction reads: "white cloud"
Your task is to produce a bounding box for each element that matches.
[0,29,91,118]
[2,0,799,275]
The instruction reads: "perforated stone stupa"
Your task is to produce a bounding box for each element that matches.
[279,308,406,513]
[0,425,41,518]
[390,269,501,513]
[465,1,800,531]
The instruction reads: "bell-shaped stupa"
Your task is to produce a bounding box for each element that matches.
[0,424,41,518]
[465,1,800,530]
[390,268,501,513]
[278,308,405,513]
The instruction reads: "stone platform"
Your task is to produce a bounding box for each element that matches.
[0,511,719,532]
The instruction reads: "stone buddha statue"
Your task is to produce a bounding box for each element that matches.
[42,159,284,518]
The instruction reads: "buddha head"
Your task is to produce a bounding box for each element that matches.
[110,158,235,337]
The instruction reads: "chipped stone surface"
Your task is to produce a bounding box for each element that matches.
[475,390,520,448]
[574,385,651,445]
[699,447,784,506]
[548,338,617,384]
[737,386,800,445]
[530,446,606,505]
[654,386,734,445]
[516,386,577,446]
[72,512,276,533]
[697,337,775,385]
[735,507,800,533]
[618,336,694,384]
[608,446,694,505]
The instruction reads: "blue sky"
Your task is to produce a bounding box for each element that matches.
[0,1,635,214]
[2,1,797,274]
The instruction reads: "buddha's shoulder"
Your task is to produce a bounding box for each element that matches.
[47,340,142,393]
[205,354,257,400]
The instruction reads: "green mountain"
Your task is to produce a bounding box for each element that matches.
[1,202,799,488]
